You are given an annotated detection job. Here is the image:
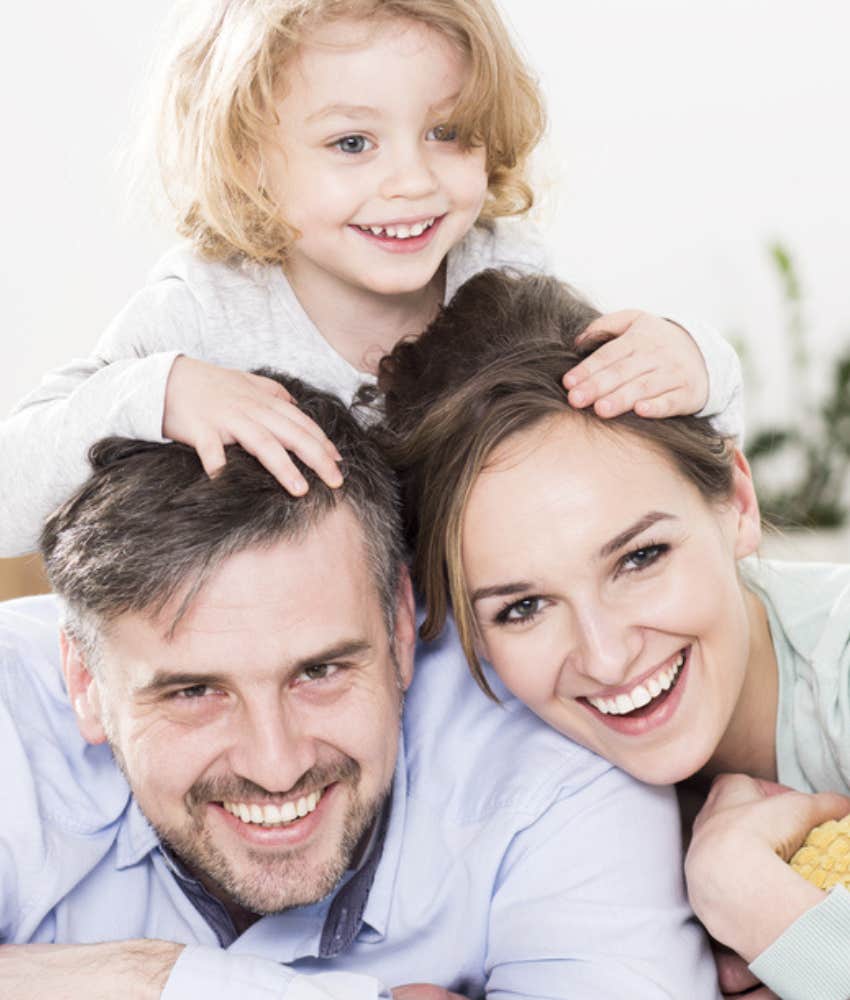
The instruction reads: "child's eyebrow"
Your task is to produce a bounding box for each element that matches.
[306,93,462,126]
[306,103,381,124]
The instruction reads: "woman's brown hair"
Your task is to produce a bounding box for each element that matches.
[377,270,735,696]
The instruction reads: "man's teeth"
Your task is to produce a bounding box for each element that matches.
[588,651,686,716]
[358,217,436,239]
[223,789,323,826]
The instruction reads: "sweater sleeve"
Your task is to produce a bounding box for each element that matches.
[748,886,850,1000]
[0,279,202,557]
[665,313,744,439]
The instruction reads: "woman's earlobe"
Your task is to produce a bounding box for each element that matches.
[60,631,109,745]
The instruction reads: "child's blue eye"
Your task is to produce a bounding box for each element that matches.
[426,124,457,142]
[333,135,374,154]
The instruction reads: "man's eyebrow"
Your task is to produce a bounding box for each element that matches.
[135,640,375,695]
[293,639,374,673]
[598,512,676,559]
[135,671,223,697]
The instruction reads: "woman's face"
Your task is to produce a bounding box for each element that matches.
[462,414,761,785]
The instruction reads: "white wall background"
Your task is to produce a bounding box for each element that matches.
[2,1,849,435]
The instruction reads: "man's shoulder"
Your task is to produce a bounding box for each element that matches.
[403,616,612,822]
[0,595,130,832]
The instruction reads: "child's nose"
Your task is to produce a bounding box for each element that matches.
[379,145,439,201]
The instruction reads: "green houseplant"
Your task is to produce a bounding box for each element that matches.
[745,244,850,529]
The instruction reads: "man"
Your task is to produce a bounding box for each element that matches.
[0,376,718,998]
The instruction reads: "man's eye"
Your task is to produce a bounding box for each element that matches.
[173,684,213,700]
[298,663,340,683]
[332,135,374,154]
[495,596,544,625]
[426,124,457,142]
[620,543,668,573]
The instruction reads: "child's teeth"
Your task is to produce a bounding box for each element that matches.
[370,225,383,235]
[410,222,425,236]
[385,225,397,237]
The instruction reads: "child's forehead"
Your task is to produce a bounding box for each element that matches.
[286,14,464,77]
[279,15,469,109]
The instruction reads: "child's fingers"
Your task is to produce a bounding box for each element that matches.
[593,370,687,418]
[563,336,635,391]
[247,372,296,404]
[231,421,310,495]
[264,395,343,461]
[194,433,227,479]
[576,309,643,345]
[566,352,653,409]
[634,389,694,419]
[253,405,344,488]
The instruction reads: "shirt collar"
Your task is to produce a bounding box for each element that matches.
[114,797,160,870]
[357,729,408,942]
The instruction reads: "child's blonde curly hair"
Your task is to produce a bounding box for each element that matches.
[149,0,546,263]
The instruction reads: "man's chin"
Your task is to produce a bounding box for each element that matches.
[152,787,387,917]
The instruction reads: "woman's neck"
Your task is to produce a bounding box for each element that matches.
[285,262,445,375]
[703,584,779,782]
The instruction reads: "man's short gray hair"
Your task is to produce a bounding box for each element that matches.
[41,373,405,665]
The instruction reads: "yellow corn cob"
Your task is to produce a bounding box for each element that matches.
[790,814,850,890]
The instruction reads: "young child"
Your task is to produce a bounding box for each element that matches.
[0,0,742,557]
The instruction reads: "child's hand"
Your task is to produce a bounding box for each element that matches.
[562,310,709,419]
[163,356,343,495]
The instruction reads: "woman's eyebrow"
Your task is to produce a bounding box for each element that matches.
[598,512,676,559]
[471,581,534,604]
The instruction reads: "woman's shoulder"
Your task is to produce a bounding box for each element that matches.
[743,556,850,664]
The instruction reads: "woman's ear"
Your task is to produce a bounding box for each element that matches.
[730,448,762,559]
[60,631,108,745]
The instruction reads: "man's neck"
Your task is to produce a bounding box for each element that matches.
[285,262,445,375]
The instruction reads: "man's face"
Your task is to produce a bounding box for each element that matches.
[70,506,413,918]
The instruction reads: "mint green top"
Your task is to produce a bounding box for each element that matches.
[741,557,850,999]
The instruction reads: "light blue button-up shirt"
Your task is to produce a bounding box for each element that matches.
[0,595,719,999]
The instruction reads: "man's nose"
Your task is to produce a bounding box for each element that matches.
[569,601,643,688]
[227,698,317,794]
[378,141,439,202]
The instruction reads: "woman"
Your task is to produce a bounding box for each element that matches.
[376,269,850,1000]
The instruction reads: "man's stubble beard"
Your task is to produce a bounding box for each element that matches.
[109,740,391,915]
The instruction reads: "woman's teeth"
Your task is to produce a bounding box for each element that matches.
[587,651,687,716]
[356,217,436,239]
[222,789,322,827]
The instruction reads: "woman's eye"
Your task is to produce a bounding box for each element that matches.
[426,124,457,142]
[333,135,374,154]
[620,543,668,573]
[298,663,340,684]
[496,596,544,625]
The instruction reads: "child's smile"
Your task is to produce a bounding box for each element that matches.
[263,16,488,358]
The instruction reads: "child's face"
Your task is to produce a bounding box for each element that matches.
[265,17,489,305]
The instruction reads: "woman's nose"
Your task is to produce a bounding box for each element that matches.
[569,603,643,688]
